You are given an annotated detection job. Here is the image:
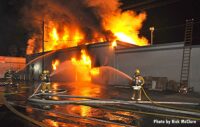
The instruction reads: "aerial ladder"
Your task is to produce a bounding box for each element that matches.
[179,19,194,94]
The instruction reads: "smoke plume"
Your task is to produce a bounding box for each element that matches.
[22,0,148,54]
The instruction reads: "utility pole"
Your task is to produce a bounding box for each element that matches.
[149,26,155,45]
[42,19,45,72]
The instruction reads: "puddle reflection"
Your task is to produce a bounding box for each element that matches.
[43,119,59,127]
[5,81,138,127]
[68,82,102,99]
[66,82,102,117]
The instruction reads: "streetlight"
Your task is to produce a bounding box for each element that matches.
[149,26,155,45]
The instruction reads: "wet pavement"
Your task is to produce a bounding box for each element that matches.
[0,81,200,127]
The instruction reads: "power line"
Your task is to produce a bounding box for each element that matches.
[141,20,200,33]
[122,0,181,11]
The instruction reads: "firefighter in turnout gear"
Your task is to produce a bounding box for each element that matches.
[40,70,51,93]
[4,69,14,85]
[4,69,17,85]
[130,69,145,101]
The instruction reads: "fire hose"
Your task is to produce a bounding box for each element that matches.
[0,93,47,127]
[2,85,200,126]
[29,83,67,99]
[26,82,200,121]
[129,83,200,114]
[141,87,200,113]
[5,93,200,123]
[9,101,200,126]
[28,92,200,120]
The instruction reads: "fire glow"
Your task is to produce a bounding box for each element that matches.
[71,50,99,81]
[25,0,149,55]
[71,50,92,81]
[111,41,117,48]
[44,21,85,52]
[52,59,60,71]
[103,11,148,46]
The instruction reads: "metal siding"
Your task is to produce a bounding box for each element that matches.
[25,42,200,92]
[116,49,183,81]
[190,48,200,92]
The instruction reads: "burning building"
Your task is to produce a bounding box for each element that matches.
[23,0,148,55]
[23,0,200,93]
[25,41,200,93]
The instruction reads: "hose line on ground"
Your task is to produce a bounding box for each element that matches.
[29,83,43,99]
[141,87,200,113]
[28,93,200,119]
[11,100,200,121]
[27,82,200,120]
[0,93,46,127]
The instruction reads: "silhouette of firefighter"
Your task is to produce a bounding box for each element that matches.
[4,69,18,85]
[130,69,145,101]
[40,70,51,93]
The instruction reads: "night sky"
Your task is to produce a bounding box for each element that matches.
[0,0,200,56]
[0,0,27,56]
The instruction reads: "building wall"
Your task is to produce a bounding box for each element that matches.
[25,42,200,92]
[25,48,81,81]
[25,43,115,82]
[88,43,115,67]
[116,43,184,80]
[190,46,200,92]
[0,56,26,78]
[115,42,200,92]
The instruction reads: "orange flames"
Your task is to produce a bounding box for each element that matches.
[103,11,148,46]
[52,59,60,71]
[111,40,117,48]
[71,49,99,81]
[71,50,92,81]
[90,67,100,76]
[44,22,85,52]
[26,1,149,55]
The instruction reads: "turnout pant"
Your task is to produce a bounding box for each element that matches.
[41,82,51,93]
[132,86,142,100]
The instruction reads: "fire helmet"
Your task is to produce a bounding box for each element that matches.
[43,70,50,74]
[135,69,140,75]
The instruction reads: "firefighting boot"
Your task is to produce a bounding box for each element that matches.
[137,89,142,101]
[41,82,46,93]
[47,83,52,93]
[131,92,136,100]
[41,90,45,94]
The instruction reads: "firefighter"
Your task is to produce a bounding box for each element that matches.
[130,69,145,101]
[40,70,51,93]
[4,69,13,85]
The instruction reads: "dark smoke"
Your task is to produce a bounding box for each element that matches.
[21,0,121,44]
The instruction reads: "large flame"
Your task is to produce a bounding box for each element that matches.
[25,0,149,55]
[71,50,92,81]
[44,22,85,52]
[103,11,148,46]
[71,49,99,81]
